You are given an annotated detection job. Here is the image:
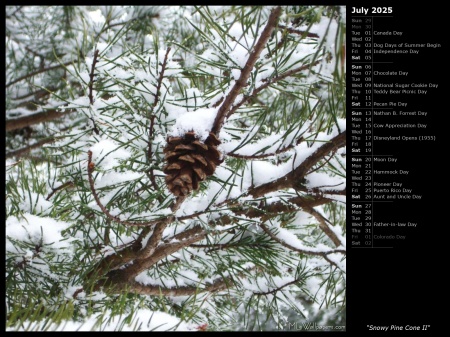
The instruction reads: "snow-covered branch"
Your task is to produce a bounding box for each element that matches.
[211,6,282,135]
[249,130,346,198]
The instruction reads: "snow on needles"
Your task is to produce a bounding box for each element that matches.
[168,108,217,141]
[6,213,76,253]
[89,137,131,170]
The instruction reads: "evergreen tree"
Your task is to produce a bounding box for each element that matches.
[6,6,346,331]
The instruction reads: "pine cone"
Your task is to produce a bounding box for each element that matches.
[163,131,222,197]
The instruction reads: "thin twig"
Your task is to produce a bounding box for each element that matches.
[306,148,338,175]
[253,277,303,296]
[259,223,345,268]
[226,137,303,159]
[94,13,160,40]
[178,193,335,223]
[46,181,74,201]
[301,204,345,247]
[6,137,55,159]
[109,231,208,283]
[148,47,171,160]
[113,270,228,296]
[190,242,272,254]
[88,49,100,105]
[88,50,100,135]
[87,150,160,227]
[12,87,53,101]
[226,59,322,120]
[266,24,320,60]
[156,258,180,268]
[147,47,171,194]
[278,24,320,38]
[6,60,75,88]
[72,288,84,299]
[6,6,23,19]
[297,186,346,197]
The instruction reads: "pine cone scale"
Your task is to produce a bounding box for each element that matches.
[175,144,196,151]
[191,153,208,166]
[192,140,208,150]
[179,155,195,163]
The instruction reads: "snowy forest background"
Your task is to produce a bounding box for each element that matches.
[5,6,346,331]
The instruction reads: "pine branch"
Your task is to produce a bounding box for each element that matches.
[5,5,23,19]
[86,242,143,281]
[164,196,343,258]
[278,24,319,38]
[178,193,335,224]
[87,150,161,227]
[88,225,203,282]
[147,47,171,190]
[6,60,75,88]
[117,271,232,296]
[6,123,74,159]
[94,12,160,40]
[88,49,100,105]
[12,87,53,101]
[249,130,346,198]
[104,266,255,297]
[211,6,282,136]
[136,222,169,260]
[99,231,207,286]
[86,50,101,135]
[301,204,344,247]
[151,47,171,112]
[164,225,204,243]
[128,232,207,280]
[259,223,345,263]
[306,152,338,175]
[46,181,74,201]
[6,137,55,159]
[226,137,303,159]
[226,59,322,119]
[6,109,75,132]
[296,186,346,197]
[267,24,320,60]
[190,242,272,254]
[253,277,303,296]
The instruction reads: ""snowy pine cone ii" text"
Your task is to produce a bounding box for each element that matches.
[163,131,222,197]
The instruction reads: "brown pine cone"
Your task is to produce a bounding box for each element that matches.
[163,131,222,197]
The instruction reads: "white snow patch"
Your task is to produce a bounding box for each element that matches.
[6,213,75,252]
[168,108,216,141]
[90,138,132,170]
